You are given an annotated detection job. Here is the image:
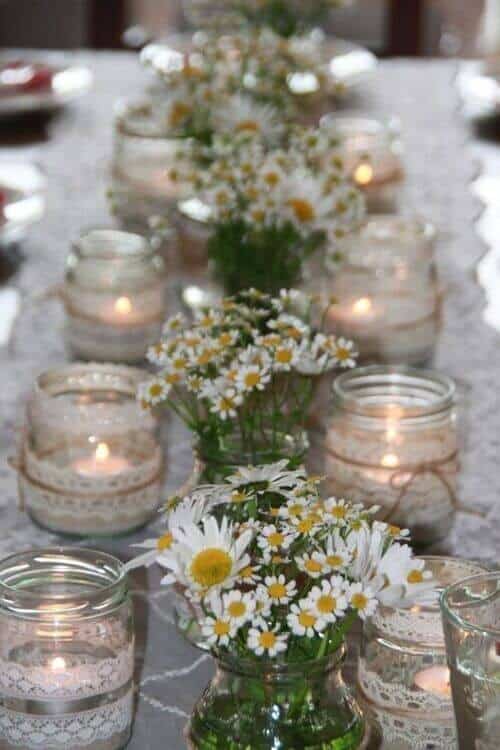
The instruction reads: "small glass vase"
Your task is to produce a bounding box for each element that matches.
[187,647,366,750]
[196,429,309,484]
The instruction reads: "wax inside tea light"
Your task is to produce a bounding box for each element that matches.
[414,665,451,698]
[73,442,131,477]
[354,161,374,186]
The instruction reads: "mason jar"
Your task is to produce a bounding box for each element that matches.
[16,363,164,536]
[63,227,167,363]
[110,98,191,233]
[0,548,135,750]
[324,366,459,545]
[358,557,487,750]
[323,216,440,365]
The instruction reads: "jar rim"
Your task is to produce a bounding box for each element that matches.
[333,365,456,420]
[440,571,500,638]
[0,547,128,620]
[214,642,345,678]
[72,226,154,262]
[34,362,148,399]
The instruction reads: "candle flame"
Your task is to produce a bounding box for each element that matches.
[51,656,67,672]
[354,162,374,186]
[95,442,110,462]
[114,296,132,315]
[381,453,399,469]
[352,297,372,316]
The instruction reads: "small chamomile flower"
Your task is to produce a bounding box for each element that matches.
[306,577,348,625]
[258,574,297,605]
[347,582,378,620]
[288,601,327,638]
[202,595,236,647]
[247,625,288,658]
[331,338,358,368]
[236,364,271,393]
[223,590,256,627]
[295,551,328,579]
[257,525,297,559]
[210,388,243,420]
[138,378,171,407]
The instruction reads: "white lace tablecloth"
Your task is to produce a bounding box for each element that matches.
[0,52,499,748]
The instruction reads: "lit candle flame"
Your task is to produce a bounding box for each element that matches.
[352,297,373,316]
[95,442,110,462]
[50,656,67,672]
[381,453,399,469]
[354,162,374,186]
[114,296,132,315]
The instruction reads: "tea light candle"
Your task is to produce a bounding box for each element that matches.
[0,549,135,750]
[321,114,404,213]
[324,216,440,365]
[325,366,459,545]
[63,228,167,363]
[110,98,190,232]
[357,557,487,750]
[15,364,164,536]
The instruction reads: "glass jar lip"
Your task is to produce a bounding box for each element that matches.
[34,362,148,400]
[320,113,400,142]
[72,226,154,262]
[440,571,500,638]
[0,547,128,619]
[215,643,345,677]
[333,365,456,420]
[114,97,179,139]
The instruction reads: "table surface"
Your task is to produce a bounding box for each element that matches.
[0,52,499,748]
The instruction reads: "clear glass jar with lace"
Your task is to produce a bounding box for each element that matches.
[0,547,135,750]
[16,363,163,536]
[324,366,459,545]
[63,227,167,363]
[357,557,487,750]
[322,216,440,365]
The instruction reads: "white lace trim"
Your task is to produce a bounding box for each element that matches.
[363,700,456,750]
[0,689,132,748]
[358,660,452,714]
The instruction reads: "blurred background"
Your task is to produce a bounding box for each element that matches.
[0,0,490,58]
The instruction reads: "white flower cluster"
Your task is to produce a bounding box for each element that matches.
[138,290,357,423]
[194,126,364,238]
[130,462,435,661]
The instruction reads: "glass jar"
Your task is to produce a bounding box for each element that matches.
[63,227,167,363]
[187,647,367,749]
[324,366,459,545]
[174,197,212,269]
[323,216,440,365]
[0,548,134,750]
[441,570,500,750]
[358,557,487,750]
[17,363,163,536]
[322,115,404,213]
[110,98,191,232]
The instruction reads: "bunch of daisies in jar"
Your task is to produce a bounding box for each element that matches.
[138,289,357,481]
[129,464,434,749]
[182,125,364,295]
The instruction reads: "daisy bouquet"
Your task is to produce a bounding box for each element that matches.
[138,290,357,480]
[129,467,434,747]
[237,0,354,38]
[186,126,364,294]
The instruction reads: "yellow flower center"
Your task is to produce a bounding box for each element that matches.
[231,491,247,504]
[317,595,336,614]
[388,525,401,537]
[236,119,260,132]
[197,349,215,366]
[169,101,192,127]
[271,555,285,564]
[327,555,344,568]
[268,583,287,600]
[288,503,304,517]
[173,357,188,370]
[298,611,316,628]
[157,532,173,551]
[330,506,347,519]
[164,372,181,385]
[305,559,323,574]
[407,569,424,584]
[275,348,293,364]
[219,396,236,412]
[218,332,233,346]
[267,532,284,547]
[351,593,368,611]
[252,209,266,223]
[244,371,262,388]
[240,565,255,580]
[288,199,316,223]
[190,548,232,588]
[228,601,246,618]
[214,619,230,636]
[297,519,314,534]
[264,171,280,187]
[259,632,277,649]
[149,383,163,399]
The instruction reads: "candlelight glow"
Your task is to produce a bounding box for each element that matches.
[414,666,451,697]
[352,297,373,316]
[385,422,399,442]
[50,656,67,672]
[381,453,399,469]
[95,442,110,462]
[354,162,374,186]
[114,296,132,315]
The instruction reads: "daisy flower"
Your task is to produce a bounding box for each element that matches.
[163,313,186,336]
[295,551,328,579]
[287,600,326,638]
[331,338,358,368]
[278,498,309,521]
[258,574,297,605]
[238,563,261,585]
[236,364,271,393]
[306,577,348,625]
[346,582,378,620]
[210,387,243,420]
[138,378,171,407]
[223,590,256,627]
[226,461,306,492]
[202,594,237,647]
[247,625,288,658]
[215,94,283,142]
[271,340,299,371]
[323,497,352,525]
[324,532,352,573]
[257,525,297,559]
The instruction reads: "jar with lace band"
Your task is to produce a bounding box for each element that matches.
[324,366,460,545]
[62,227,167,363]
[14,364,164,537]
[357,557,487,750]
[0,548,135,750]
[321,115,404,213]
[322,216,440,365]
